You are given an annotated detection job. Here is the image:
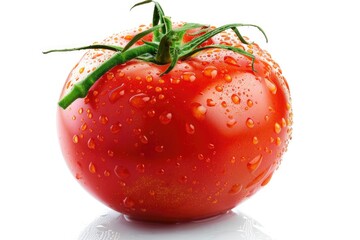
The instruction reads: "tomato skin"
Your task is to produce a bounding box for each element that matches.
[57,25,292,222]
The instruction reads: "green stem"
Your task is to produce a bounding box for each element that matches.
[46,1,267,110]
[58,44,155,109]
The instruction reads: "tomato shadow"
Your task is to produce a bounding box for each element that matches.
[79,208,273,240]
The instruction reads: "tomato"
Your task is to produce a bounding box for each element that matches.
[54,1,292,222]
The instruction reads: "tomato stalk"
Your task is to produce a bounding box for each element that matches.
[44,0,267,109]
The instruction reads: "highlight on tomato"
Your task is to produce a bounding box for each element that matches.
[45,0,293,222]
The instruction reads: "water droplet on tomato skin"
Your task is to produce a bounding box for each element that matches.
[274,122,282,134]
[247,154,263,172]
[203,66,218,78]
[224,56,239,66]
[246,118,255,128]
[136,163,145,173]
[224,74,232,82]
[87,138,96,149]
[129,93,150,109]
[81,123,87,131]
[159,112,172,125]
[265,78,277,94]
[73,135,79,144]
[108,83,126,103]
[123,197,135,208]
[98,115,108,125]
[226,119,237,128]
[139,135,149,144]
[192,103,207,120]
[229,184,242,194]
[88,162,96,174]
[185,123,195,134]
[179,175,188,184]
[181,72,196,82]
[252,136,259,145]
[155,145,164,153]
[206,99,216,107]
[261,173,273,186]
[114,165,130,179]
[245,169,267,190]
[110,122,122,134]
[231,94,241,104]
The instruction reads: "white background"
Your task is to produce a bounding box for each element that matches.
[1,0,360,239]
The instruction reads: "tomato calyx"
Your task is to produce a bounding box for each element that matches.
[44,0,267,109]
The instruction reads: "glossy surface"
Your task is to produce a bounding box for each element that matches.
[58,25,292,222]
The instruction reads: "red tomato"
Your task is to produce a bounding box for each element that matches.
[56,2,292,222]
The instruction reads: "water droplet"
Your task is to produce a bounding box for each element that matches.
[275,137,282,146]
[265,78,277,94]
[123,197,135,208]
[274,122,282,134]
[181,72,196,82]
[109,83,126,103]
[79,67,85,74]
[159,112,172,125]
[224,74,232,82]
[87,138,96,149]
[170,78,180,84]
[215,85,223,92]
[147,109,156,118]
[246,169,267,189]
[155,86,162,93]
[99,115,108,125]
[203,66,218,78]
[104,170,110,177]
[252,136,259,145]
[229,184,242,194]
[179,175,188,184]
[208,143,215,149]
[261,173,273,186]
[197,154,204,160]
[247,99,253,107]
[106,71,114,80]
[81,123,87,131]
[192,103,207,120]
[281,118,287,127]
[139,135,149,144]
[207,99,216,107]
[247,154,263,172]
[88,162,96,174]
[155,145,164,153]
[73,135,79,144]
[107,150,114,157]
[136,163,145,173]
[114,165,130,179]
[75,173,82,180]
[227,119,237,128]
[231,94,241,104]
[129,93,150,109]
[230,156,236,164]
[246,118,255,128]
[146,75,153,82]
[185,123,195,134]
[224,56,239,66]
[110,122,122,134]
[78,108,83,114]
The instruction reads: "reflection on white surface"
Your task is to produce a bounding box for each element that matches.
[79,208,272,240]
